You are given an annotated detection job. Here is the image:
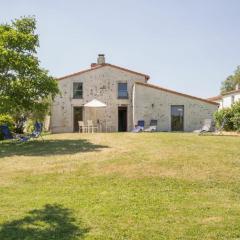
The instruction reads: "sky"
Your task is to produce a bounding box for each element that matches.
[1,0,240,98]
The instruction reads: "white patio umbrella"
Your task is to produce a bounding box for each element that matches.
[84,99,107,131]
[84,99,107,108]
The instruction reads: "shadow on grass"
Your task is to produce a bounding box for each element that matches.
[0,204,89,240]
[0,139,108,158]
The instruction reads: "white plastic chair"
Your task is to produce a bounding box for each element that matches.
[78,121,87,133]
[87,120,98,133]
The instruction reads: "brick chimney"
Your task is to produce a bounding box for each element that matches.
[97,54,105,64]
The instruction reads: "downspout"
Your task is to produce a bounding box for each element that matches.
[132,83,136,128]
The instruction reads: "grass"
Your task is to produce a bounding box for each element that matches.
[0,133,240,239]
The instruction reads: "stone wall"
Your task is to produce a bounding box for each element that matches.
[51,65,146,133]
[133,83,218,132]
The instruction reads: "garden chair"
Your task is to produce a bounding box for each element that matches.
[200,119,213,133]
[87,120,98,133]
[194,119,214,135]
[78,121,87,133]
[144,120,158,132]
[132,120,145,133]
[29,122,44,141]
[0,125,29,142]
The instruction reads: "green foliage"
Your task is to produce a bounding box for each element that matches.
[30,97,51,122]
[221,66,240,94]
[214,101,240,131]
[0,16,59,116]
[25,119,34,133]
[231,101,240,131]
[0,114,15,130]
[0,114,15,140]
[214,108,234,131]
[231,113,240,131]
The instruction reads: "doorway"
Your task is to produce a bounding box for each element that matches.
[171,105,184,131]
[73,107,83,132]
[118,107,127,132]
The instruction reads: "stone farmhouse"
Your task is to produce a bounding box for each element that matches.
[51,54,218,133]
[208,84,240,109]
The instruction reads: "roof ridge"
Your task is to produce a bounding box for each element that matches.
[207,95,222,101]
[208,89,240,99]
[221,89,240,96]
[57,64,104,80]
[104,63,150,79]
[135,82,219,106]
[58,63,149,80]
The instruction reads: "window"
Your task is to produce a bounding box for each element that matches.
[118,83,128,99]
[73,82,83,99]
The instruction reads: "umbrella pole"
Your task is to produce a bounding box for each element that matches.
[95,109,97,132]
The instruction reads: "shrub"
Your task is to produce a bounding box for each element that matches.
[25,119,35,133]
[231,101,240,131]
[0,114,15,140]
[231,113,240,131]
[214,108,234,131]
[214,101,240,131]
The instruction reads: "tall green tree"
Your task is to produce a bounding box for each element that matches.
[221,66,240,94]
[0,16,59,118]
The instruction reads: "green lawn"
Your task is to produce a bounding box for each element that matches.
[0,133,240,240]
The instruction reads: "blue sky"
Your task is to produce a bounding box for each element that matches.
[1,0,240,98]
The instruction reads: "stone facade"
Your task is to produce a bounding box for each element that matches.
[51,55,218,133]
[133,83,218,132]
[51,64,147,133]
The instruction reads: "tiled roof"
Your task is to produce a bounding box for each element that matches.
[222,89,240,96]
[58,63,150,80]
[207,89,240,100]
[207,95,222,101]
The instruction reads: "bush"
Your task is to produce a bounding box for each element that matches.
[0,114,15,140]
[231,101,240,131]
[25,119,35,133]
[231,113,240,131]
[214,108,234,131]
[214,101,240,131]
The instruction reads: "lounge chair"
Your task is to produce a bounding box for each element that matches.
[1,121,44,143]
[132,120,145,133]
[29,122,44,141]
[0,125,29,142]
[194,119,213,134]
[144,120,158,132]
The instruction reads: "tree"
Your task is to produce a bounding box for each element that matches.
[0,16,59,122]
[221,66,240,94]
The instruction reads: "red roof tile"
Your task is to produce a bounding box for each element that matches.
[222,89,240,96]
[207,95,222,101]
[58,63,150,81]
